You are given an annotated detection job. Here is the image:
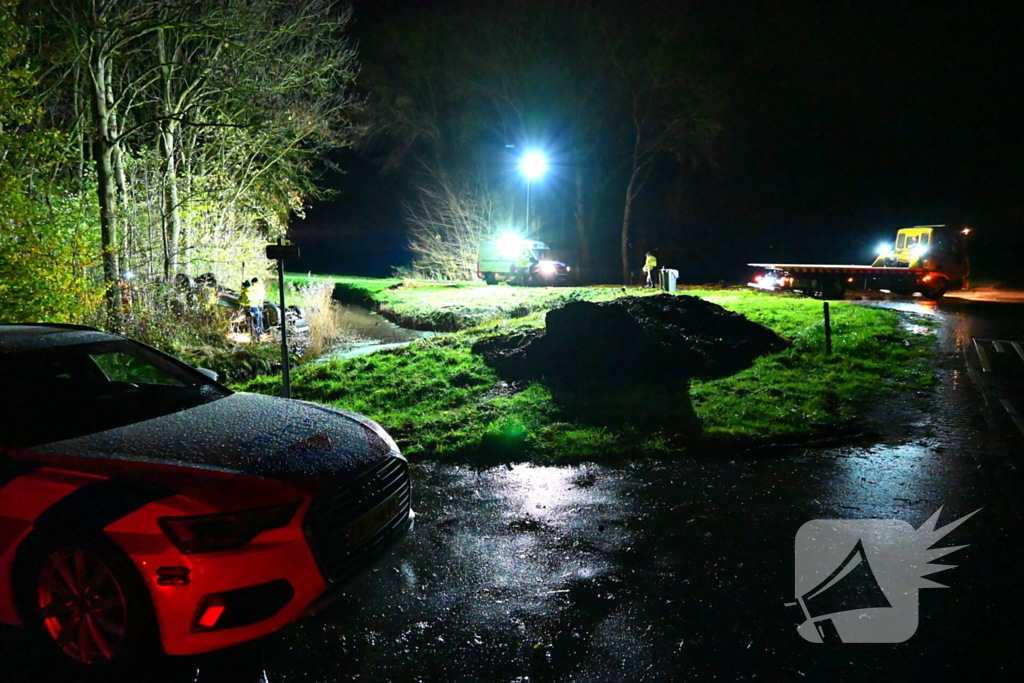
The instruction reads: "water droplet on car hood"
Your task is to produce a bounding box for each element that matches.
[28,393,394,483]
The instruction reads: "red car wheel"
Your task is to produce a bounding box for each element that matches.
[25,534,156,667]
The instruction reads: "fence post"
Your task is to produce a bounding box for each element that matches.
[823,301,833,355]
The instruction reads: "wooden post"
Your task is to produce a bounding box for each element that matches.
[823,302,833,355]
[266,240,300,398]
[277,254,291,398]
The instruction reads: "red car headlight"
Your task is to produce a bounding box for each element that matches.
[158,502,300,555]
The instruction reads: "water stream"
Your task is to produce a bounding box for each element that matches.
[318,303,434,362]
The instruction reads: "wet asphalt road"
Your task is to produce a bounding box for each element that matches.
[3,297,1023,682]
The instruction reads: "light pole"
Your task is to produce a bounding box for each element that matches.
[519,150,547,234]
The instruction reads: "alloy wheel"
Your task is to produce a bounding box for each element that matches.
[36,547,130,664]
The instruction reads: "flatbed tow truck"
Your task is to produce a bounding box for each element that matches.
[748,224,971,300]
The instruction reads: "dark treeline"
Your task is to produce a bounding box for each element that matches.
[352,0,723,284]
[306,0,1021,286]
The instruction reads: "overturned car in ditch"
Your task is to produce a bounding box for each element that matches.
[174,273,310,332]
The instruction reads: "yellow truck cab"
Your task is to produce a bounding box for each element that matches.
[873,225,941,268]
[871,224,971,290]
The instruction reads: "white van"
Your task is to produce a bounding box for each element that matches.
[477,237,570,285]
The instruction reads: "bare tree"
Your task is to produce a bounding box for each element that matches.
[617,78,703,284]
[359,0,722,284]
[404,169,507,280]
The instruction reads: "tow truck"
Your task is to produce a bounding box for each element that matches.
[748,224,971,300]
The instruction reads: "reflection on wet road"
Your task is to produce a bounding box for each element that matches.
[3,298,1023,682]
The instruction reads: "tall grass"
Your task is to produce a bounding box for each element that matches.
[293,283,353,360]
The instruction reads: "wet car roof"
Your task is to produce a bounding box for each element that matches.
[0,325,121,354]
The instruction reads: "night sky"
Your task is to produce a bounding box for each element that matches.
[289,1,1024,283]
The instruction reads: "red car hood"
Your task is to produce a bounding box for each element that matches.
[20,393,396,494]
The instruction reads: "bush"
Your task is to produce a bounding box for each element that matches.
[1,5,103,324]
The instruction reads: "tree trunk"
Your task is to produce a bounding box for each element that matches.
[88,37,121,327]
[621,111,655,285]
[158,29,183,279]
[620,176,635,285]
[620,118,644,284]
[161,124,182,278]
[107,79,131,271]
[72,63,86,181]
[574,159,590,282]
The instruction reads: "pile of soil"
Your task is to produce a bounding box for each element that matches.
[472,294,790,393]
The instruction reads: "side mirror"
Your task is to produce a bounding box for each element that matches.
[196,367,219,382]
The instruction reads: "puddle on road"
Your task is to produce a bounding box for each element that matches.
[945,287,1024,304]
[817,442,955,518]
[858,298,942,318]
[503,463,598,521]
[415,462,630,622]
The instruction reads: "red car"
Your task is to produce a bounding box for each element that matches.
[0,324,413,667]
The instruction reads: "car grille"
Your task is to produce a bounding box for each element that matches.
[304,455,411,583]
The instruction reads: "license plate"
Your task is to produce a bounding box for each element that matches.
[345,496,401,547]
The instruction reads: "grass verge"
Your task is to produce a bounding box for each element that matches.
[236,281,935,464]
[295,273,626,331]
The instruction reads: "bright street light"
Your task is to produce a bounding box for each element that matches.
[519,150,548,180]
[518,150,548,233]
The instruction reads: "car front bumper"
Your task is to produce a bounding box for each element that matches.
[139,504,414,656]
[114,451,412,656]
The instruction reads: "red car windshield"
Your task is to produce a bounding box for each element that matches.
[0,340,231,449]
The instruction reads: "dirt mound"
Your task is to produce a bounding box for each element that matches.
[472,294,789,392]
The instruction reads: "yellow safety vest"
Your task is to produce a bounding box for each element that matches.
[644,254,657,271]
[248,282,266,304]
